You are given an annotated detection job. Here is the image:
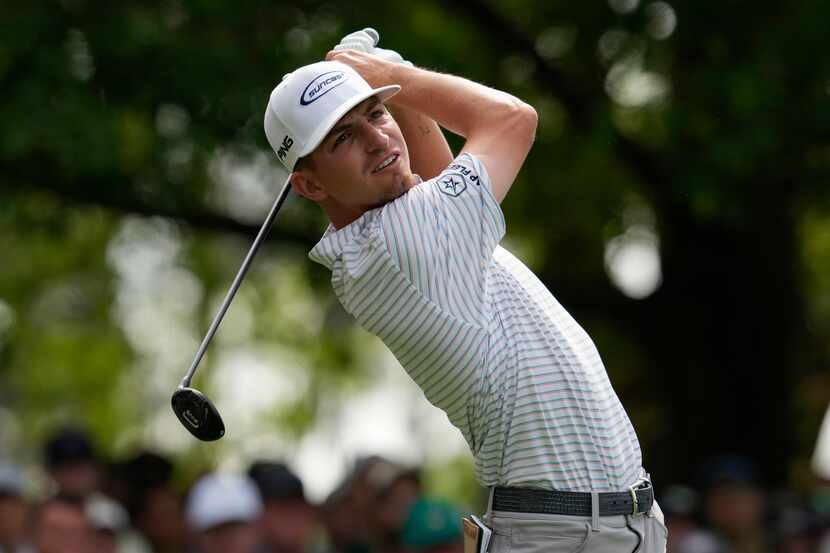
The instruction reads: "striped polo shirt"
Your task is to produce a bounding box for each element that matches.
[309,153,643,492]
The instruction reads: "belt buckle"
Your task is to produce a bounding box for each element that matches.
[628,485,639,515]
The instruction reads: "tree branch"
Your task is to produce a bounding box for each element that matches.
[439,0,673,205]
[0,157,319,249]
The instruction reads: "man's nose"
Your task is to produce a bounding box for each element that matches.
[364,123,389,152]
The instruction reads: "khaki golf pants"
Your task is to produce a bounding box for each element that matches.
[484,498,668,553]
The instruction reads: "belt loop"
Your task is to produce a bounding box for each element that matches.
[590,492,600,531]
[629,486,639,515]
[486,487,495,521]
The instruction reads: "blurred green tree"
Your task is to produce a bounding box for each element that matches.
[1,0,829,494]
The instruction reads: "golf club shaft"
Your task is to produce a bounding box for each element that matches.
[180,180,293,388]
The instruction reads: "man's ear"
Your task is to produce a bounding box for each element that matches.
[290,169,327,202]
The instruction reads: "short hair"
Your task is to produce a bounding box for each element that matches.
[294,155,315,172]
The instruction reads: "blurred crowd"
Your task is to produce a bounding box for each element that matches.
[2,428,830,553]
[659,454,830,553]
[0,427,463,553]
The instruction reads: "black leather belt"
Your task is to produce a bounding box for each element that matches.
[492,483,654,517]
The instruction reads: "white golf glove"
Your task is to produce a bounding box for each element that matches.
[333,27,413,67]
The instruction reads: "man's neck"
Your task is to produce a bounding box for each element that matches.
[327,206,365,230]
[325,173,422,230]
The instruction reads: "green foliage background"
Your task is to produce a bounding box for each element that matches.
[2,0,830,504]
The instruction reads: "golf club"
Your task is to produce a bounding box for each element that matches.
[171,180,292,441]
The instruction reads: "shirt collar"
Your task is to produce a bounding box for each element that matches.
[307,174,422,270]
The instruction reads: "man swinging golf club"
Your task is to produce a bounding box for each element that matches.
[260,29,668,553]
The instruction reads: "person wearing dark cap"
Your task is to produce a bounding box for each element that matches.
[248,461,324,553]
[699,454,769,553]
[43,427,101,501]
[117,451,188,553]
[0,462,29,553]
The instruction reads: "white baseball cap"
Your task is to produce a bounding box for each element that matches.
[264,60,400,171]
[185,473,263,531]
[85,493,129,533]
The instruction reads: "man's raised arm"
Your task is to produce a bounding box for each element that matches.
[326,50,537,203]
[388,104,454,181]
[329,29,453,181]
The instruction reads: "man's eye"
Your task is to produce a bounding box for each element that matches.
[334,131,351,148]
[370,109,385,120]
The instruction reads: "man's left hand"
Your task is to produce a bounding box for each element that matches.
[333,27,414,66]
[325,49,399,89]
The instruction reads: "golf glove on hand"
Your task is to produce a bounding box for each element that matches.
[333,27,413,66]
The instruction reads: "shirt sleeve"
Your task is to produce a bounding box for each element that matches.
[380,152,506,328]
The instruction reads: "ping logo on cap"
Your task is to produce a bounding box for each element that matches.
[277,135,294,160]
[301,71,348,105]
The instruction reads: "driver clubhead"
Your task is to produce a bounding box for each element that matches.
[171,387,225,441]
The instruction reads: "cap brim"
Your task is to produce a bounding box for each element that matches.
[298,84,400,159]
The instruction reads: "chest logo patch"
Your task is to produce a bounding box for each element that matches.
[438,173,467,197]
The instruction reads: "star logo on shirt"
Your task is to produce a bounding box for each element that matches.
[438,174,467,197]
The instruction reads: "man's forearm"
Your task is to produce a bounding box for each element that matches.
[384,62,537,202]
[383,64,530,140]
[388,104,453,180]
[327,50,530,140]
[327,49,537,201]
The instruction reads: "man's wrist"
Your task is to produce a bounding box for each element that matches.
[362,57,413,91]
[384,61,419,90]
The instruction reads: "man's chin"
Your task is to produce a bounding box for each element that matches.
[368,176,414,209]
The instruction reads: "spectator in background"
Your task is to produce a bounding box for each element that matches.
[26,496,92,553]
[247,461,323,553]
[363,458,421,553]
[117,452,188,553]
[85,495,130,553]
[319,474,371,553]
[43,427,101,501]
[319,456,413,553]
[813,477,830,553]
[0,462,28,553]
[399,499,462,553]
[700,454,771,553]
[185,472,263,553]
[661,484,723,553]
[768,492,823,553]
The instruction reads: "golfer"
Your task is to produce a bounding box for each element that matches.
[264,30,667,553]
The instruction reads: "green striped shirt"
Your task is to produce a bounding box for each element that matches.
[310,153,642,491]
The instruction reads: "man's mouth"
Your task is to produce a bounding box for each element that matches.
[372,153,399,174]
